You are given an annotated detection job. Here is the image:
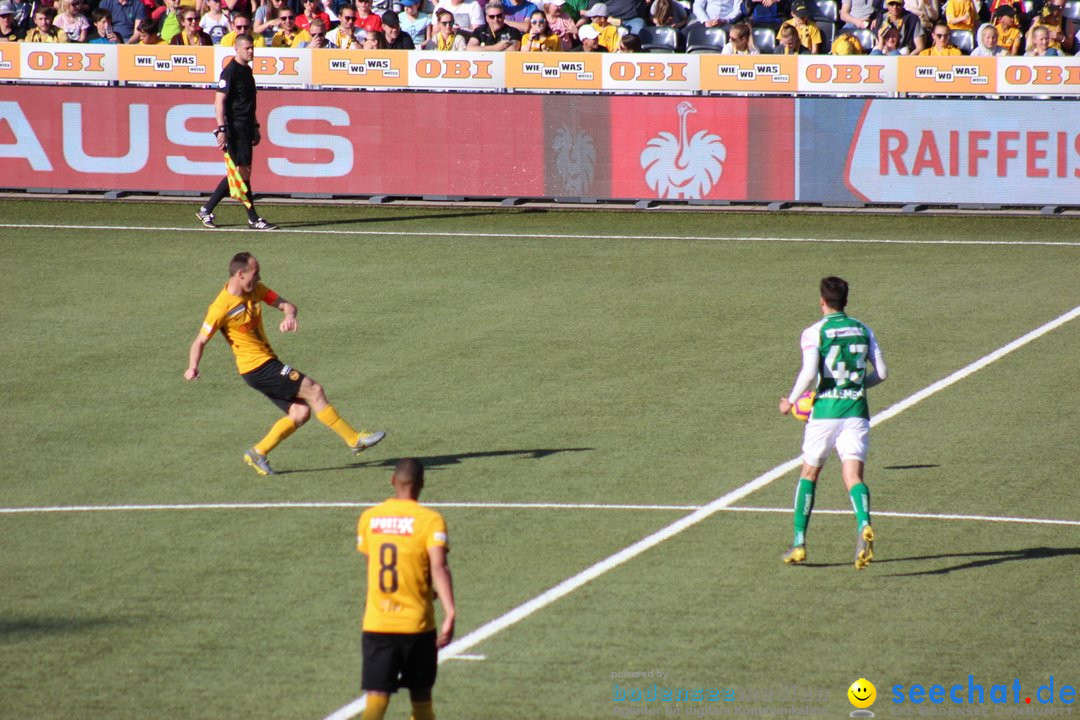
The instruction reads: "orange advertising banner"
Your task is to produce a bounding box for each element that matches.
[505,52,602,91]
[896,56,996,95]
[310,49,409,87]
[0,42,20,79]
[119,45,215,84]
[699,55,798,94]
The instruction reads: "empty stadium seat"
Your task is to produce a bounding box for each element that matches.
[950,29,975,53]
[816,0,839,20]
[816,19,838,52]
[685,24,727,52]
[639,25,681,52]
[752,26,776,52]
[851,27,875,51]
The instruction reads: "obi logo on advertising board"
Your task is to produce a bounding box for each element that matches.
[844,99,1080,205]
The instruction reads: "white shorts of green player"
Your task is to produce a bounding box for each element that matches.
[800,417,870,489]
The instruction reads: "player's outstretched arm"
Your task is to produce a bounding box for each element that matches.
[428,546,456,648]
[185,333,210,381]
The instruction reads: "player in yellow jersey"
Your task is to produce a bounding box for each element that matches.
[357,458,456,720]
[184,252,385,475]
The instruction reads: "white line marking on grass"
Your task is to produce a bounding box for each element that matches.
[444,654,486,662]
[3,223,1080,247]
[0,501,700,515]
[725,506,1080,527]
[321,301,1080,720]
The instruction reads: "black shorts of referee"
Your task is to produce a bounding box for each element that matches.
[226,123,255,167]
[241,358,305,413]
[362,630,438,694]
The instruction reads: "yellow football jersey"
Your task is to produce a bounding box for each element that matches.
[357,499,449,634]
[199,282,279,374]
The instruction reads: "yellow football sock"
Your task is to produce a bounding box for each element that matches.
[316,405,360,446]
[361,694,389,720]
[253,417,298,456]
[410,700,434,720]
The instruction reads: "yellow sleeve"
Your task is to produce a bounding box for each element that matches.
[357,511,370,554]
[426,512,448,551]
[199,298,226,339]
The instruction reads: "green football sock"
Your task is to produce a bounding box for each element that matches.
[849,482,871,531]
[793,478,816,547]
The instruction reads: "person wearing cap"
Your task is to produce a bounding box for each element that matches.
[467,1,521,49]
[877,0,920,53]
[396,0,430,46]
[572,20,606,48]
[578,3,620,51]
[779,0,821,51]
[0,0,22,40]
[380,10,415,46]
[839,0,882,31]
[991,4,1020,55]
[543,0,578,49]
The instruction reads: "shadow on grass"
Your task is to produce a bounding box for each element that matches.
[883,464,940,470]
[797,547,1080,575]
[0,617,136,640]
[275,447,593,475]
[258,207,549,231]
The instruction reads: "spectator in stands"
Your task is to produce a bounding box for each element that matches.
[651,0,688,28]
[877,0,921,52]
[87,8,117,41]
[775,21,807,50]
[199,0,229,42]
[425,6,466,47]
[435,0,481,31]
[544,0,578,48]
[574,19,604,47]
[721,19,758,50]
[562,0,591,21]
[869,22,902,51]
[173,7,213,42]
[134,15,164,41]
[271,8,312,43]
[689,0,741,30]
[8,0,29,36]
[970,21,1004,52]
[99,0,146,41]
[918,19,961,51]
[618,30,641,47]
[737,0,790,31]
[254,0,288,41]
[904,0,937,41]
[992,4,1020,53]
[330,4,362,46]
[579,3,619,50]
[397,0,430,46]
[362,24,388,44]
[780,1,822,51]
[296,0,331,30]
[53,0,88,40]
[598,0,649,34]
[840,0,882,31]
[468,1,521,47]
[354,0,384,33]
[520,7,560,46]
[944,0,975,30]
[501,0,539,32]
[223,0,254,23]
[380,10,414,45]
[1029,0,1071,53]
[831,30,865,50]
[0,0,23,40]
[155,0,181,42]
[298,16,333,43]
[26,6,62,39]
[222,12,265,44]
[1024,22,1060,53]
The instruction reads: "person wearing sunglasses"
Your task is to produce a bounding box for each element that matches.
[424,7,466,48]
[270,9,312,45]
[466,3,522,48]
[298,15,337,44]
[331,5,363,47]
[521,8,560,48]
[253,0,288,41]
[917,20,961,53]
[433,0,481,32]
[170,8,213,43]
[222,11,266,45]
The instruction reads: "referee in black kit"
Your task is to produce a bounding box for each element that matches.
[197,34,277,231]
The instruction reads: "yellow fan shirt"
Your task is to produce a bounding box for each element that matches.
[357,498,449,634]
[199,282,279,374]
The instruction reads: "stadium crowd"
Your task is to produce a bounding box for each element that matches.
[0,0,1075,55]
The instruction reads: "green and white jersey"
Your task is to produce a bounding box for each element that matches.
[795,312,884,420]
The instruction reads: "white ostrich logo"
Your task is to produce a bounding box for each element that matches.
[640,101,726,200]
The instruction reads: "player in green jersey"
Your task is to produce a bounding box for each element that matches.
[778,277,888,570]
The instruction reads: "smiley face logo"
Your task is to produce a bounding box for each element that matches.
[848,678,876,709]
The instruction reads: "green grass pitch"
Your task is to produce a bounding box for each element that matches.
[1,198,1079,719]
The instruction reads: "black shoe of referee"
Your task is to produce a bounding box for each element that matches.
[249,218,278,230]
